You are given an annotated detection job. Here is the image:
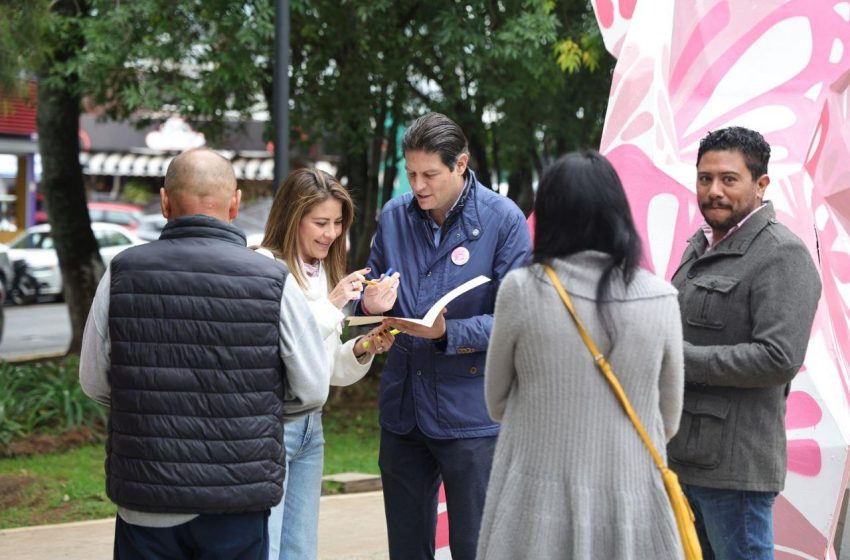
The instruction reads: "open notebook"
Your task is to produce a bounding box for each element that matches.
[346,275,491,327]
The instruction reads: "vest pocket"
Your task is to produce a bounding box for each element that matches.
[684,275,739,330]
[669,392,731,469]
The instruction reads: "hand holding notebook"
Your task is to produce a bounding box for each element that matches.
[347,275,491,327]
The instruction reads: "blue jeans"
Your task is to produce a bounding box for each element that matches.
[267,411,325,560]
[682,484,777,560]
[114,511,268,560]
[379,426,496,560]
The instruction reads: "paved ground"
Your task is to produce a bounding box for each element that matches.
[0,491,388,560]
[0,302,70,360]
[2,485,850,559]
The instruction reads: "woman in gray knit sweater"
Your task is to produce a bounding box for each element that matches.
[477,150,685,559]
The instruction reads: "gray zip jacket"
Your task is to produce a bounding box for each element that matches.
[667,201,821,492]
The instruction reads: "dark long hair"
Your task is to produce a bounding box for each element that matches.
[533,150,642,309]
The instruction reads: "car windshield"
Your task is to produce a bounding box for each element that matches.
[89,209,141,226]
[94,229,132,248]
[11,231,54,250]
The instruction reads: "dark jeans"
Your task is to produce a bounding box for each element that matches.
[683,484,777,560]
[114,510,269,560]
[379,426,496,560]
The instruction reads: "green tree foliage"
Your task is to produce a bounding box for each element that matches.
[0,1,102,354]
[4,0,614,293]
[80,0,613,267]
[82,0,276,138]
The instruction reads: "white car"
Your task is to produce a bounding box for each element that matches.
[136,213,168,242]
[3,222,145,299]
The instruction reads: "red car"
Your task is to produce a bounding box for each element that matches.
[35,201,145,231]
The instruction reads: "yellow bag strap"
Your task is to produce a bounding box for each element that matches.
[544,265,667,473]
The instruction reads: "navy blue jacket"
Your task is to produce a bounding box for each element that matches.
[366,171,531,438]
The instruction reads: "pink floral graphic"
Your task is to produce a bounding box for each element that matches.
[591,0,850,558]
[786,385,824,478]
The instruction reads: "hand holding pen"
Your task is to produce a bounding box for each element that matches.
[362,266,400,314]
[328,267,371,309]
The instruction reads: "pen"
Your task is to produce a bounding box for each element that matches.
[362,267,395,285]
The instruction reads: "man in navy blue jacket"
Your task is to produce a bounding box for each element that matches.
[359,112,532,560]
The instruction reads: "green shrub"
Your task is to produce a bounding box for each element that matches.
[121,181,155,206]
[0,364,27,445]
[0,357,107,447]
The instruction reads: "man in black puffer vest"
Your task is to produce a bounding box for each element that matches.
[80,148,328,559]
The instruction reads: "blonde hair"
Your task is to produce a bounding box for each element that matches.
[262,168,354,290]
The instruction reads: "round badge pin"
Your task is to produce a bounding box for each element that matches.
[451,246,470,266]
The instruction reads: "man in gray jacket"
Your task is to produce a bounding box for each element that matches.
[668,127,821,560]
[80,148,328,559]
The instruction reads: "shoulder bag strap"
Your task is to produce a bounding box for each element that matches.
[543,264,667,473]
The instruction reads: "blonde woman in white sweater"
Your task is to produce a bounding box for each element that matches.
[477,151,685,559]
[259,168,398,560]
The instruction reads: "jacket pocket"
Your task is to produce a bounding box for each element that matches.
[435,353,491,430]
[684,275,739,330]
[668,392,731,469]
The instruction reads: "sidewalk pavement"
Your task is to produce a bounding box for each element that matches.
[0,491,388,560]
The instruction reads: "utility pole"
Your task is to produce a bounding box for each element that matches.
[273,0,290,192]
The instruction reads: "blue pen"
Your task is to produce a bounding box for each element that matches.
[362,267,395,285]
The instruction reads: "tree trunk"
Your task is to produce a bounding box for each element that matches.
[381,110,400,206]
[347,149,375,271]
[507,162,534,216]
[37,0,101,355]
[467,129,492,188]
[492,133,502,193]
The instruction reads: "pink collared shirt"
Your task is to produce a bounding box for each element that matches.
[701,203,767,252]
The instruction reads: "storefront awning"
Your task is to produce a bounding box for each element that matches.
[81,151,275,180]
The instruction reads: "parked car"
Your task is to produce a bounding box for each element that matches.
[35,201,145,231]
[3,222,145,300]
[0,243,13,296]
[135,213,168,242]
[0,244,8,343]
[0,248,6,341]
[87,202,145,231]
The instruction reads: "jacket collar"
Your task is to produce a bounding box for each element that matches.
[688,200,777,258]
[160,214,247,246]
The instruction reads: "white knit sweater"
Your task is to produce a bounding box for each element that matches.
[256,249,371,387]
[300,264,372,387]
[477,252,685,559]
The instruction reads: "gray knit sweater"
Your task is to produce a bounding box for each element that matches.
[477,252,685,560]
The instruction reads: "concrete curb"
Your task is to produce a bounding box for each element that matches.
[323,473,382,494]
[0,351,67,365]
[0,517,113,535]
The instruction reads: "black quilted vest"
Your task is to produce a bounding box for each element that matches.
[106,215,287,514]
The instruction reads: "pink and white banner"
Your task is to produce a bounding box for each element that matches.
[436,3,850,558]
[592,1,850,558]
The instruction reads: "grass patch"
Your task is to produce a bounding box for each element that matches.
[0,395,382,529]
[0,444,115,529]
[323,405,380,475]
